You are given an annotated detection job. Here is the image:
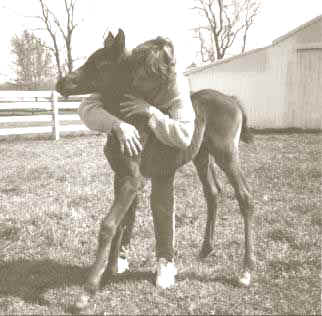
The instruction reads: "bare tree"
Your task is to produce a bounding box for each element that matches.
[35,0,79,79]
[192,0,261,63]
[241,0,260,53]
[11,30,55,89]
[193,27,215,63]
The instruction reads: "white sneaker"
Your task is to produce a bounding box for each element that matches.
[117,257,129,274]
[156,258,177,289]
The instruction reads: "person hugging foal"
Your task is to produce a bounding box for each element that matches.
[78,36,195,289]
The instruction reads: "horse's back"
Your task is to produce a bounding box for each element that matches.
[191,89,247,146]
[191,89,243,122]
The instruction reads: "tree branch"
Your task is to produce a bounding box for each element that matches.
[192,0,261,62]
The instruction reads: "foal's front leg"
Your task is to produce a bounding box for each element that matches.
[75,174,140,311]
[106,199,137,274]
[106,173,138,275]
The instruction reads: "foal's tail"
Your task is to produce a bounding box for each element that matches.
[240,111,254,144]
[234,96,254,144]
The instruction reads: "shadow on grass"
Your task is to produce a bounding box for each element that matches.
[102,269,243,289]
[0,259,86,306]
[177,271,242,288]
[267,228,301,250]
[0,258,248,312]
[101,270,156,287]
[0,259,157,308]
[250,127,322,134]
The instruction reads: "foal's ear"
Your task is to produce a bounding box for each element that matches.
[104,32,115,48]
[113,29,126,57]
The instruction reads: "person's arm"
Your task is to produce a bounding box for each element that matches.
[78,93,120,134]
[79,93,142,156]
[148,92,195,149]
[121,74,195,149]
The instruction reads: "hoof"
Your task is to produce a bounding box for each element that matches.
[155,258,177,289]
[105,257,129,276]
[117,257,129,274]
[199,245,213,259]
[238,271,251,287]
[86,276,101,294]
[73,294,92,314]
[72,305,93,315]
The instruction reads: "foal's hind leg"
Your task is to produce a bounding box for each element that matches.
[193,143,220,258]
[208,142,255,286]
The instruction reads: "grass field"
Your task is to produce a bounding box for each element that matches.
[0,132,321,315]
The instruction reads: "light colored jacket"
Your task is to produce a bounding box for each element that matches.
[78,75,195,149]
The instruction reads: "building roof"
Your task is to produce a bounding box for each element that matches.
[185,15,322,76]
[272,14,322,45]
[184,46,268,75]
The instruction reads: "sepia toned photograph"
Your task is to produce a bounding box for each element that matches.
[0,0,321,314]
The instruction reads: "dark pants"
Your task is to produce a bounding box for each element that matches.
[105,136,176,263]
[151,173,175,261]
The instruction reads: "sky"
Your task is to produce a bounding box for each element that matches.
[0,0,322,82]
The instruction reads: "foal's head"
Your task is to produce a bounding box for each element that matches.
[56,29,177,105]
[56,29,129,97]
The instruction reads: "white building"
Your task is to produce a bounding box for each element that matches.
[185,15,322,129]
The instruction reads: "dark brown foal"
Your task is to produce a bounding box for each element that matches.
[56,30,255,313]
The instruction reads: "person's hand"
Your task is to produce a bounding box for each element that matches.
[120,94,153,118]
[112,121,143,156]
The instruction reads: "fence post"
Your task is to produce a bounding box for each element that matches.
[51,91,60,140]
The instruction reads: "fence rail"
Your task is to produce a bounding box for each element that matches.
[0,90,92,140]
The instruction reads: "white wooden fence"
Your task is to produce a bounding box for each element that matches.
[0,90,92,140]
